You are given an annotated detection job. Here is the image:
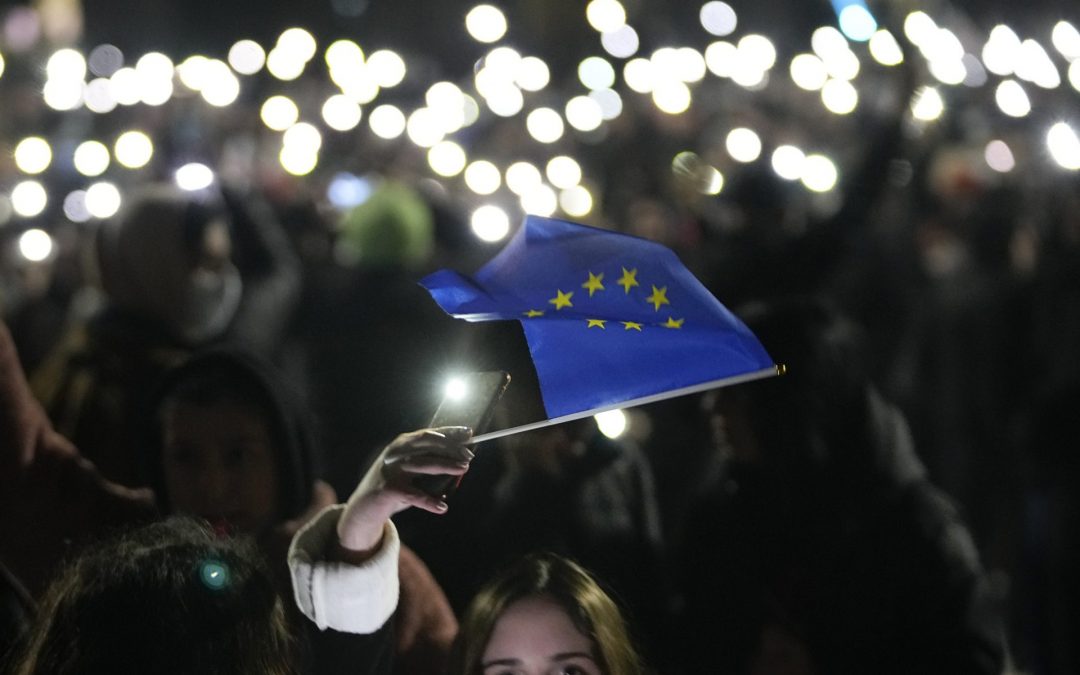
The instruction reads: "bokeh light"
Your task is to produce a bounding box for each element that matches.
[821,78,858,114]
[984,140,1015,173]
[1052,21,1080,60]
[790,54,828,91]
[367,50,407,87]
[586,0,626,33]
[283,122,323,151]
[911,86,945,121]
[546,156,582,188]
[85,181,122,218]
[14,137,52,174]
[471,204,511,242]
[261,95,300,131]
[560,185,594,217]
[1047,122,1080,170]
[406,108,446,148]
[84,78,117,113]
[515,56,550,91]
[527,107,565,143]
[322,95,363,131]
[428,141,467,177]
[12,181,48,217]
[868,29,903,66]
[114,131,153,168]
[506,161,543,195]
[579,56,616,90]
[279,145,318,176]
[771,145,806,180]
[73,140,110,177]
[594,409,627,438]
[837,4,877,42]
[465,160,501,195]
[465,5,507,43]
[229,40,266,75]
[19,229,53,261]
[700,1,737,37]
[705,41,737,78]
[601,25,639,58]
[589,88,623,120]
[801,154,839,192]
[109,67,140,106]
[726,128,762,162]
[521,184,558,217]
[995,80,1031,118]
[369,104,406,139]
[63,190,91,223]
[652,81,692,114]
[175,163,215,191]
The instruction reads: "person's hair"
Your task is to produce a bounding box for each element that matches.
[13,517,294,675]
[448,552,643,675]
[143,349,317,521]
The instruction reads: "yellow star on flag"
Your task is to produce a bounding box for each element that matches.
[586,319,607,329]
[582,271,605,297]
[617,267,639,294]
[622,321,643,331]
[663,316,684,329]
[645,285,670,311]
[523,309,545,318]
[548,289,574,310]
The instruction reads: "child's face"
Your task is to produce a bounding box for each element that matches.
[161,398,280,536]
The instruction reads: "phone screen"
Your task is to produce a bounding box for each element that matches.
[415,370,510,498]
[429,371,511,432]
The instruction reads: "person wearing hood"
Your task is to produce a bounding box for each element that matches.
[0,320,456,675]
[30,182,300,489]
[677,297,1006,674]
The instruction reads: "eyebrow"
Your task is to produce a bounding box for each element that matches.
[481,653,597,668]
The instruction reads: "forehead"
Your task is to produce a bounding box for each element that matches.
[483,595,594,658]
[162,398,272,438]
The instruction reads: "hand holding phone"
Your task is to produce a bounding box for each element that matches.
[414,371,510,498]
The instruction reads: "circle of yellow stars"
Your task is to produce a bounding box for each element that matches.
[520,266,685,332]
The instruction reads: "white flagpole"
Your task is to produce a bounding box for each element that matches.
[469,364,784,444]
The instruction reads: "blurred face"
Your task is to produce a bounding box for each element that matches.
[161,398,280,536]
[481,595,602,675]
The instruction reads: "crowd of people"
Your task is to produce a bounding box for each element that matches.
[2,158,1073,673]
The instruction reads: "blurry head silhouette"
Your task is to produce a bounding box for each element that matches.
[14,517,293,675]
[95,184,242,345]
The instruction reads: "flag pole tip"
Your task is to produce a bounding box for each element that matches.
[775,363,787,377]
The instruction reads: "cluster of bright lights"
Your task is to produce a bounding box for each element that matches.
[474,46,551,118]
[701,32,776,91]
[267,27,317,81]
[7,0,1080,259]
[280,122,322,175]
[176,54,238,106]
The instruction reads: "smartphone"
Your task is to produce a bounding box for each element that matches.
[415,370,510,498]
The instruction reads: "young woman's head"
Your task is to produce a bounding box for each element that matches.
[145,350,316,536]
[15,517,293,675]
[449,553,643,675]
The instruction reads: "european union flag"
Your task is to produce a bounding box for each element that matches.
[421,216,776,429]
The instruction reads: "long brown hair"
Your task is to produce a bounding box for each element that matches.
[448,552,643,675]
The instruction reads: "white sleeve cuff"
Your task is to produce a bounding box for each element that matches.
[288,504,400,634]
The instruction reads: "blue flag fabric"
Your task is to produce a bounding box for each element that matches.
[420,216,774,419]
